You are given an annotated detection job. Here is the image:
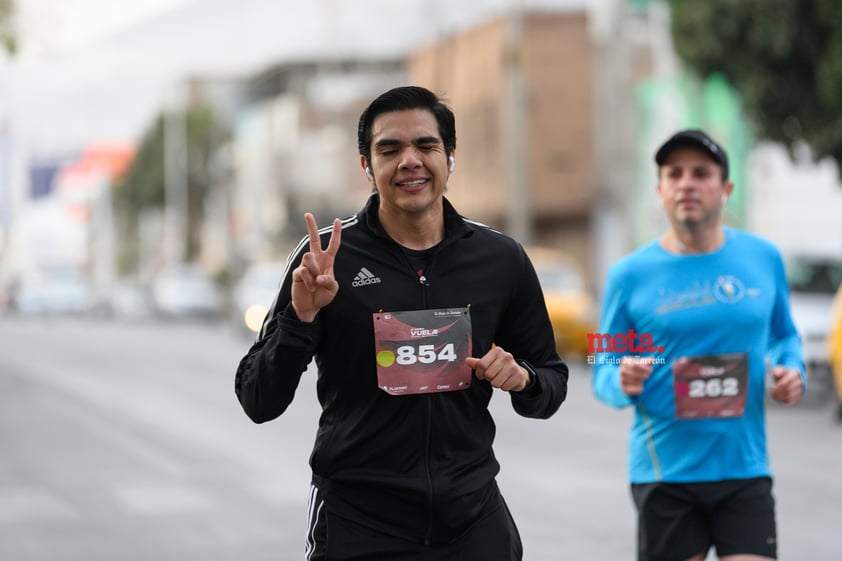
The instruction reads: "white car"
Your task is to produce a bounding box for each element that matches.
[14,269,93,315]
[151,265,224,319]
[785,256,842,402]
[232,261,285,334]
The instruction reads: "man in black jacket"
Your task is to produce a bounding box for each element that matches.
[235,85,569,560]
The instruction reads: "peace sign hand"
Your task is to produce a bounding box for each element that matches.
[291,213,342,323]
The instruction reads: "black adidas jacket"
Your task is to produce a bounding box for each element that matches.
[235,194,569,545]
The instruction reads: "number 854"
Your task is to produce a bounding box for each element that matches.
[396,344,458,365]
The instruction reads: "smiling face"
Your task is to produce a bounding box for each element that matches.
[657,146,733,231]
[362,108,452,221]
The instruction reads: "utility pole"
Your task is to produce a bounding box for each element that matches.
[163,83,188,267]
[91,172,114,305]
[0,47,14,266]
[504,0,531,244]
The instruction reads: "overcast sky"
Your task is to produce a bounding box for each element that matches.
[1,0,590,156]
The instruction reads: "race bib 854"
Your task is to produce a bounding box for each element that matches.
[372,307,472,396]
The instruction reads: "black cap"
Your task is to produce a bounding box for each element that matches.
[655,129,729,180]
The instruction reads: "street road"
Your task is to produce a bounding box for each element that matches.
[0,316,839,560]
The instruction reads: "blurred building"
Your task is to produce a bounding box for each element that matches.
[220,2,657,293]
[6,143,134,304]
[409,9,595,280]
[224,59,404,267]
[748,142,842,260]
[409,0,764,294]
[204,0,842,296]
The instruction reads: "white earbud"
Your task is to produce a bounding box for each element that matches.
[448,156,455,173]
[721,194,728,205]
[365,167,374,182]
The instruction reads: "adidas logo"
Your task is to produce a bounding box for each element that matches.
[352,267,382,287]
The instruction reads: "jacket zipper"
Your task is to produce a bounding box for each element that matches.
[418,270,435,545]
[423,395,434,545]
[400,240,441,545]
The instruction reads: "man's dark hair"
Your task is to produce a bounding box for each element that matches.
[357,86,457,164]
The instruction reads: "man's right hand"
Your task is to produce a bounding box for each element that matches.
[619,356,656,396]
[291,213,342,323]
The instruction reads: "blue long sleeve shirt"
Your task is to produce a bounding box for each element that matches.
[592,228,804,483]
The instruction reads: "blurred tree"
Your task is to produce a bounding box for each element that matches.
[114,102,230,273]
[669,0,842,171]
[0,0,15,54]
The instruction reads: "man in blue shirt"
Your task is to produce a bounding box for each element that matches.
[592,129,804,561]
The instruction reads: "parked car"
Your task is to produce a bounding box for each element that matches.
[107,280,154,320]
[151,265,224,319]
[13,269,93,315]
[232,260,285,335]
[784,255,842,402]
[828,284,842,419]
[525,247,596,360]
[0,271,12,315]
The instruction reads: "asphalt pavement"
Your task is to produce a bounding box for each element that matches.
[0,316,839,560]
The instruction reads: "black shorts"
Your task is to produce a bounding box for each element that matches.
[631,477,777,561]
[304,484,523,561]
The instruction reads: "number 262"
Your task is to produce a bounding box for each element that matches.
[688,377,739,398]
